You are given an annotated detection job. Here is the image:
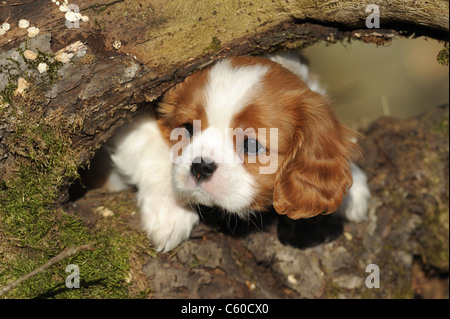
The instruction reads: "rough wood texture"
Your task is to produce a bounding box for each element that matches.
[1,0,448,169]
[2,1,448,68]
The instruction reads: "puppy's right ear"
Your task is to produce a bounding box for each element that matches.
[156,70,209,141]
[156,89,178,141]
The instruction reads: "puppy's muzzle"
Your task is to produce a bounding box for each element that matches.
[190,157,217,181]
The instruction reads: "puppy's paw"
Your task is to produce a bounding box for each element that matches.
[340,163,371,222]
[139,195,199,252]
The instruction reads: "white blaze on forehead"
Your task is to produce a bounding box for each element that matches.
[204,59,269,129]
[169,59,268,215]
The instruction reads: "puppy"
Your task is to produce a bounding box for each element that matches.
[106,53,370,252]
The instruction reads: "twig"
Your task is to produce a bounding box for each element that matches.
[0,243,94,297]
[9,1,32,6]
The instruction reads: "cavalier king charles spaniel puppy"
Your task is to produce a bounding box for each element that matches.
[106,53,370,252]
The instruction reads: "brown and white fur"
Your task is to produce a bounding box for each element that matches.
[106,53,370,252]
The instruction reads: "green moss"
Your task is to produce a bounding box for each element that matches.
[203,36,222,55]
[418,198,449,271]
[0,172,142,298]
[0,92,145,298]
[0,56,148,296]
[437,43,449,66]
[1,216,135,298]
[0,43,62,104]
[434,108,449,135]
[0,80,18,104]
[1,170,143,298]
[321,277,345,299]
[419,119,449,271]
[18,46,62,87]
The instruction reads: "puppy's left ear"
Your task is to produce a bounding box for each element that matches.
[273,94,359,219]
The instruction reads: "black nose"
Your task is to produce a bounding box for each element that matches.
[191,157,217,181]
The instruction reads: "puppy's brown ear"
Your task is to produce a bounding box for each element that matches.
[273,94,358,219]
[156,69,209,142]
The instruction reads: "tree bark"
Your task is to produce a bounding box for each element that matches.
[0,0,449,188]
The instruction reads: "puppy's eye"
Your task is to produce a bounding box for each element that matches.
[243,138,265,155]
[182,123,194,137]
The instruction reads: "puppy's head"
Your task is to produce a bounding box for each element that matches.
[157,56,358,219]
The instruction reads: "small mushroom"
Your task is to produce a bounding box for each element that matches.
[113,40,122,50]
[18,19,30,29]
[65,11,79,22]
[14,77,29,96]
[38,63,48,74]
[27,26,40,37]
[23,50,38,60]
[1,22,11,31]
